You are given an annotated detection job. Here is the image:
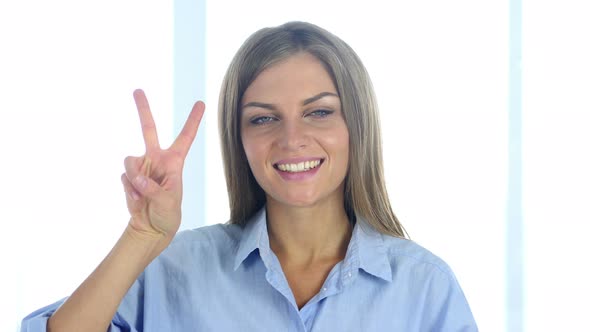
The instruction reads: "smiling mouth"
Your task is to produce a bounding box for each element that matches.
[273,159,324,173]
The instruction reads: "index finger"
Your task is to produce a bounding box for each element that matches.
[133,89,160,152]
[170,101,205,158]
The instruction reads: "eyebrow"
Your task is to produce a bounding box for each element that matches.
[241,91,339,111]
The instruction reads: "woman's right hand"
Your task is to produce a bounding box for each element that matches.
[120,89,205,244]
[44,90,204,332]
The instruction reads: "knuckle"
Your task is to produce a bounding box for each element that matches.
[142,123,157,131]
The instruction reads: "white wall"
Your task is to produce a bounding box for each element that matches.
[0,1,173,330]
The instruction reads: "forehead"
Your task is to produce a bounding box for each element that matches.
[241,52,338,104]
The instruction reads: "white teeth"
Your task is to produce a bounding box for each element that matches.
[276,160,321,173]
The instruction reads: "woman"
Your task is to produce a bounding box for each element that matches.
[22,21,477,331]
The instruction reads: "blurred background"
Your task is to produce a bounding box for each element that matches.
[1,0,588,331]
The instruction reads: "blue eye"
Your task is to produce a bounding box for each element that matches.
[250,116,275,125]
[307,109,334,118]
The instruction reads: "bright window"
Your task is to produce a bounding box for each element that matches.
[522,0,590,330]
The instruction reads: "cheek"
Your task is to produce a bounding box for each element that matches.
[240,133,254,168]
[241,140,256,169]
[323,128,350,161]
[241,134,269,174]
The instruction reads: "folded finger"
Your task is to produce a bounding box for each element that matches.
[121,173,141,201]
[121,173,146,218]
[124,155,152,179]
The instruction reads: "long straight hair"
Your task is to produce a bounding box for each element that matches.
[218,21,407,238]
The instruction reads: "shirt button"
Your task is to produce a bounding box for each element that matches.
[322,287,327,292]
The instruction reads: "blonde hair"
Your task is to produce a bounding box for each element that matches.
[218,21,407,238]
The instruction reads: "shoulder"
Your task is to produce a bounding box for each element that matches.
[152,223,245,268]
[373,231,471,303]
[376,236,477,330]
[375,234,477,329]
[173,223,243,248]
[380,235,455,278]
[354,219,460,286]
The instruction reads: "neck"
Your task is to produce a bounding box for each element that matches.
[266,196,352,267]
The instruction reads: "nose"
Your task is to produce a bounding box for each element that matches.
[277,118,309,151]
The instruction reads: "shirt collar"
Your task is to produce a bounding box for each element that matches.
[233,207,393,283]
[353,217,393,282]
[233,207,269,271]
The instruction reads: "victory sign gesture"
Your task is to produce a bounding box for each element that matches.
[121,89,205,242]
[44,90,205,332]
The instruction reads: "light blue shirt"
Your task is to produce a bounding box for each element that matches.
[22,208,477,331]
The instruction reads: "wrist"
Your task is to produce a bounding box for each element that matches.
[122,223,173,262]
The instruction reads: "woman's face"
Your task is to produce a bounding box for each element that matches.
[240,52,349,208]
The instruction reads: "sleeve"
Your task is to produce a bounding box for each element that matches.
[421,268,479,332]
[20,275,145,332]
[19,299,64,332]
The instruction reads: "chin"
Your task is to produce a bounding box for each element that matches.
[272,191,322,208]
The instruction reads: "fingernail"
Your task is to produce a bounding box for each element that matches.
[130,191,140,201]
[134,175,147,189]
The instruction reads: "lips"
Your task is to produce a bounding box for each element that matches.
[274,159,322,172]
[273,158,325,180]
